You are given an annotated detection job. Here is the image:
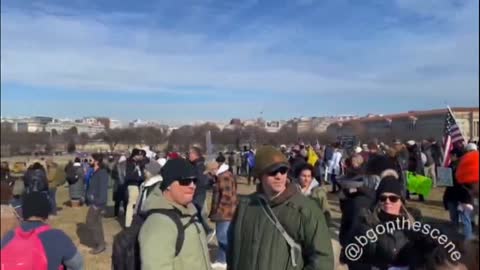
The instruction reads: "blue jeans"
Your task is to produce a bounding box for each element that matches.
[446,201,459,226]
[459,208,474,240]
[49,187,57,215]
[215,221,231,264]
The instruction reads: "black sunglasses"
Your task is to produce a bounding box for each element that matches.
[379,195,401,203]
[267,166,289,176]
[178,178,197,186]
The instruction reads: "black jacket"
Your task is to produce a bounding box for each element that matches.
[338,182,375,246]
[192,158,209,208]
[343,208,430,269]
[125,159,145,186]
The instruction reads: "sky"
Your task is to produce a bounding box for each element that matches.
[1,0,478,125]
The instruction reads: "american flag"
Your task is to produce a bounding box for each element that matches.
[442,109,465,167]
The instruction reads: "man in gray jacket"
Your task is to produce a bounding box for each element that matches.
[85,153,109,255]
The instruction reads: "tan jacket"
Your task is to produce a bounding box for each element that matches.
[1,205,20,239]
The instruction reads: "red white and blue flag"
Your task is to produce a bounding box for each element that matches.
[442,108,466,167]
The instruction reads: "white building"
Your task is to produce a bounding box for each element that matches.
[109,119,123,129]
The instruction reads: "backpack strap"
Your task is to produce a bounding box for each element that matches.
[256,196,302,267]
[146,209,195,257]
[16,225,51,239]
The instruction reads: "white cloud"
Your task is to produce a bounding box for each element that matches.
[0,1,478,100]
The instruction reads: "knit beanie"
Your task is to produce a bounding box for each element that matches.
[456,151,479,185]
[160,158,196,191]
[375,177,404,203]
[253,146,289,177]
[145,160,161,176]
[23,192,51,220]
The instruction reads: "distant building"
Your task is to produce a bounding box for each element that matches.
[326,107,479,143]
[45,121,105,136]
[109,119,123,129]
[265,120,284,133]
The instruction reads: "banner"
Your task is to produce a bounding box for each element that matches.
[307,147,319,166]
[406,171,433,198]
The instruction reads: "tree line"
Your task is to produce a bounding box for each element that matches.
[0,122,333,155]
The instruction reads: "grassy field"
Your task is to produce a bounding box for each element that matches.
[2,155,469,269]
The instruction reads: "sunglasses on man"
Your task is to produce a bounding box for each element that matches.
[178,177,197,186]
[267,166,289,176]
[379,195,401,203]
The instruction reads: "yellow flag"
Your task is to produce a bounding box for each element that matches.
[307,147,319,166]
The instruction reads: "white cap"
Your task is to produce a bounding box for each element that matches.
[406,140,416,146]
[466,143,478,152]
[354,146,362,154]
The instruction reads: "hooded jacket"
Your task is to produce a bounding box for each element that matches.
[138,188,211,270]
[228,183,334,270]
[136,175,163,213]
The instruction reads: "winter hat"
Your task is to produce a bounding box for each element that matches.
[254,146,289,177]
[466,143,478,152]
[145,160,161,176]
[456,151,479,185]
[160,158,196,191]
[375,177,404,203]
[23,192,51,220]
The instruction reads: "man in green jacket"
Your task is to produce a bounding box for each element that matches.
[228,146,334,270]
[138,158,211,270]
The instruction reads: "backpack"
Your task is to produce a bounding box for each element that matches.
[111,209,196,270]
[66,166,81,185]
[25,169,48,194]
[0,225,64,270]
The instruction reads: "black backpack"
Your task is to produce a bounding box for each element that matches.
[111,208,196,270]
[66,166,82,185]
[24,169,49,193]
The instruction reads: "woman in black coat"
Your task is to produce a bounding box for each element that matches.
[342,176,432,270]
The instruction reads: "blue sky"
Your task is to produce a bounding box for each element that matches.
[1,0,478,125]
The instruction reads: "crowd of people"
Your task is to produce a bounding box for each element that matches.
[0,138,478,270]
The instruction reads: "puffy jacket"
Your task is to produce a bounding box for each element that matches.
[228,184,334,270]
[68,163,85,200]
[138,188,211,270]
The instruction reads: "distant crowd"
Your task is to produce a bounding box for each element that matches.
[0,138,479,270]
